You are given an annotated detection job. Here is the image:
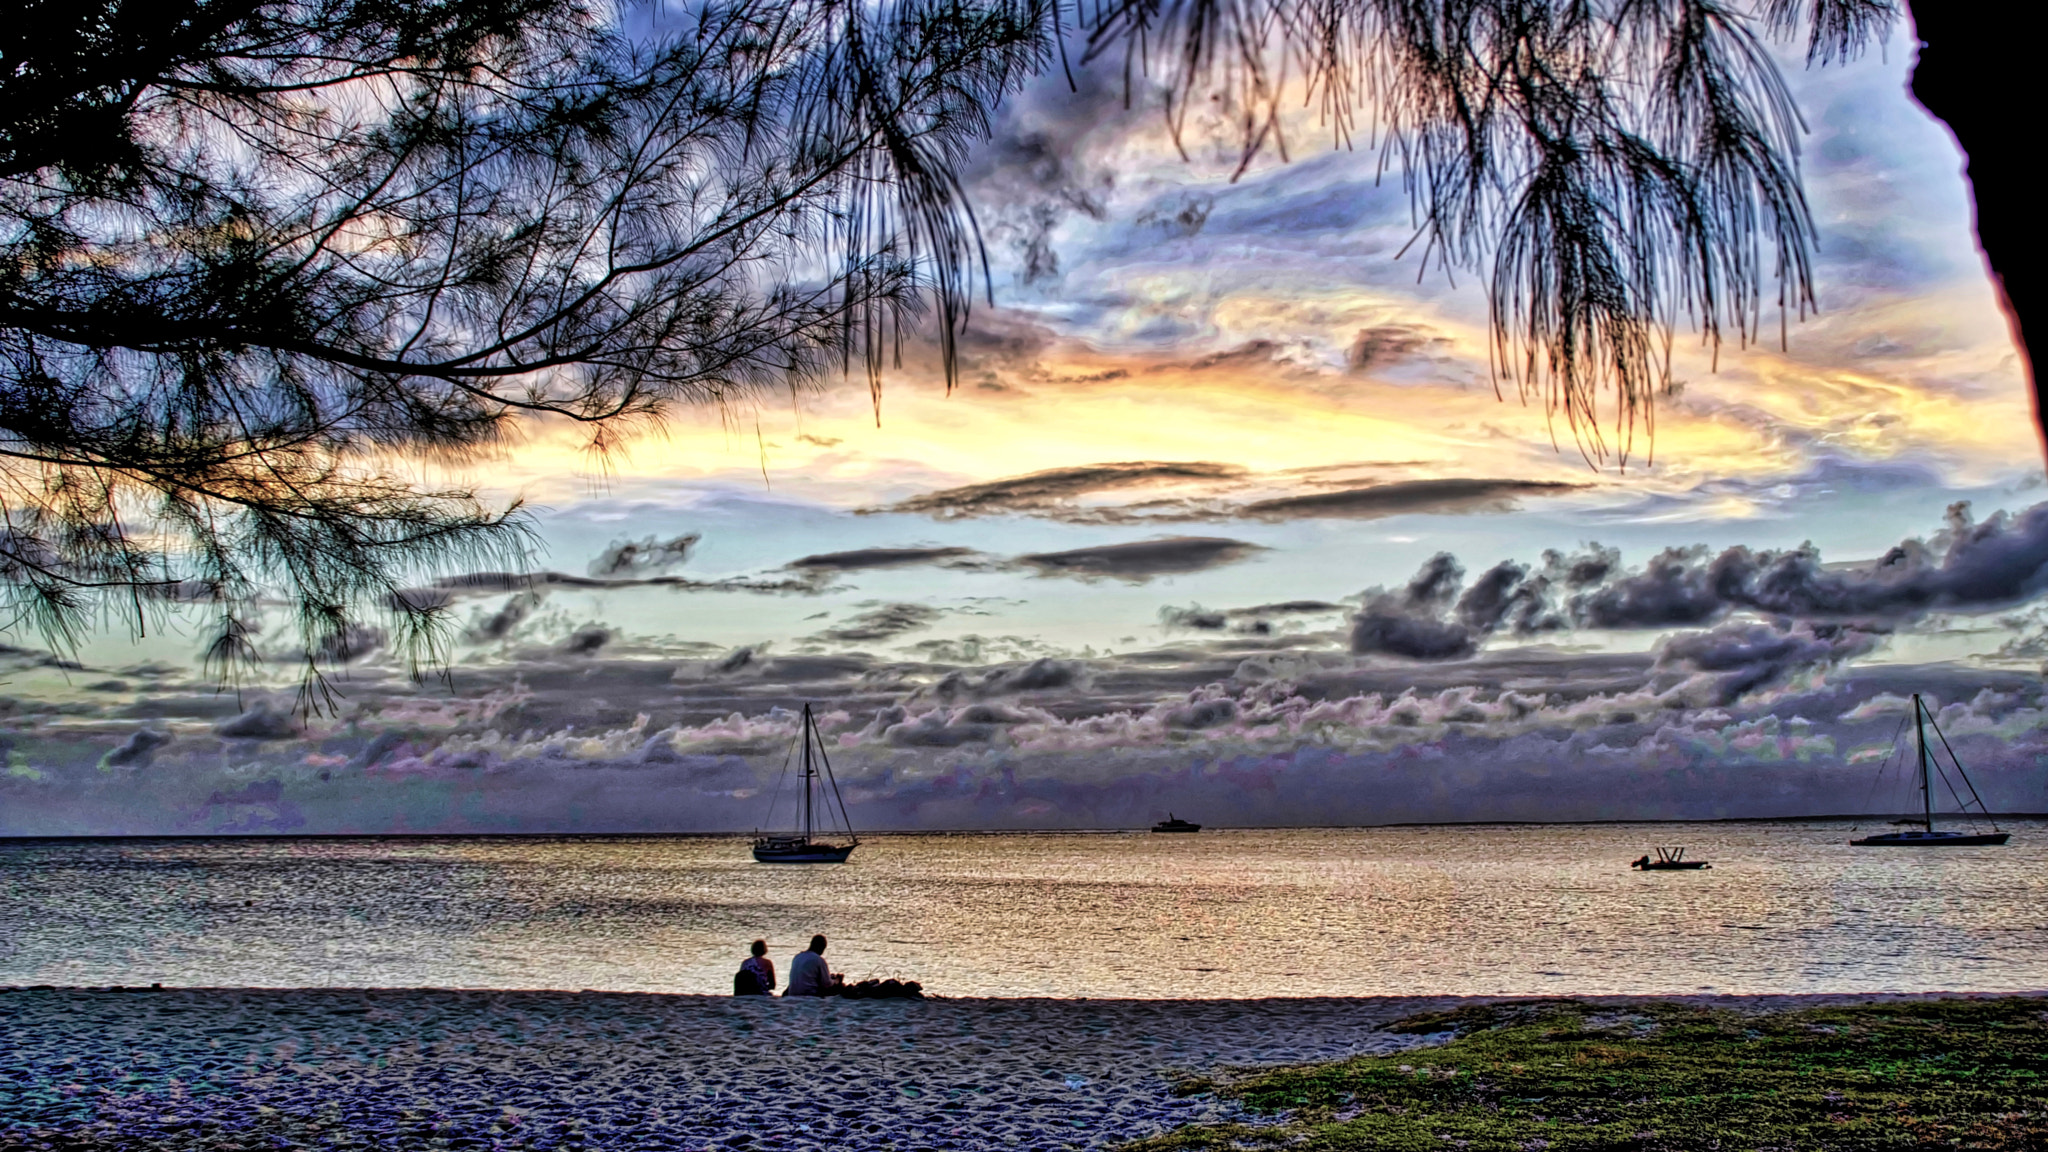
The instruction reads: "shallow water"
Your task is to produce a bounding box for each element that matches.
[3,823,2045,997]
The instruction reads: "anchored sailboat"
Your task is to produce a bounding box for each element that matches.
[752,703,859,863]
[1850,693,2008,847]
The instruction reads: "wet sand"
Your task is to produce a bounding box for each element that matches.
[1,988,2036,1150]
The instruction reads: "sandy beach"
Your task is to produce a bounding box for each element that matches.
[3,988,2036,1151]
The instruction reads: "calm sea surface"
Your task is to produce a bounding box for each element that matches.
[3,824,2045,998]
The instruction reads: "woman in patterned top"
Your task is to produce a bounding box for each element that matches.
[738,939,776,995]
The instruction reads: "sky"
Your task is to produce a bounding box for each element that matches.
[6,20,2048,835]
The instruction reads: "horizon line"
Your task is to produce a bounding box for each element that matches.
[5,812,2044,842]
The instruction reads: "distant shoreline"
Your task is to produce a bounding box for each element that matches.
[5,813,2045,842]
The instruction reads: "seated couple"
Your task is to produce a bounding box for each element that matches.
[733,934,842,996]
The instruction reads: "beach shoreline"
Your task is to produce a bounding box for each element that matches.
[6,988,2044,1150]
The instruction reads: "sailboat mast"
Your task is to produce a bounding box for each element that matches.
[1914,693,1932,831]
[802,703,814,842]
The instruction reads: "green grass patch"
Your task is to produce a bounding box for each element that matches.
[1123,997,2048,1152]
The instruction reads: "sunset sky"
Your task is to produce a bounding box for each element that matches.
[6,25,2047,835]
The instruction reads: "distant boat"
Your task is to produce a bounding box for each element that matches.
[1631,846,1709,870]
[1850,693,2009,847]
[752,703,859,863]
[1152,814,1200,833]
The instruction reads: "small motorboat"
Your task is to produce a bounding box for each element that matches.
[1152,814,1201,833]
[1631,847,1709,870]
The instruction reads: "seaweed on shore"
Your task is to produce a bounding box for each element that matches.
[1118,997,2048,1152]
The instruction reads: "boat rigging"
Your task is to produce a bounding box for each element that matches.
[1850,693,2008,847]
[752,703,860,863]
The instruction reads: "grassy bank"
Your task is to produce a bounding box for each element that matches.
[1127,997,2048,1151]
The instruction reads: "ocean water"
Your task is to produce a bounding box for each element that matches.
[3,823,2045,998]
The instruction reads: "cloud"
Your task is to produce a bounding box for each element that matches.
[963,64,1131,287]
[99,728,170,770]
[1350,611,1479,660]
[1018,536,1266,581]
[1160,605,1230,631]
[1161,600,1345,633]
[903,634,1062,665]
[870,468,1585,527]
[811,603,946,645]
[1242,479,1584,521]
[409,567,826,602]
[1570,545,1727,627]
[1135,193,1214,241]
[347,731,407,771]
[882,702,1043,747]
[197,778,305,833]
[787,546,988,572]
[1656,620,1884,704]
[312,624,385,665]
[215,702,297,740]
[1168,340,1295,373]
[1242,600,1347,616]
[926,657,1089,700]
[865,461,1248,523]
[563,626,613,655]
[15,624,2048,835]
[1347,325,1440,372]
[1570,500,2048,628]
[465,591,546,643]
[1339,500,2048,665]
[390,503,2048,744]
[1350,554,1483,660]
[981,657,1086,692]
[1456,561,1559,634]
[589,533,699,578]
[1545,544,1621,588]
[1160,696,1239,729]
[712,644,767,674]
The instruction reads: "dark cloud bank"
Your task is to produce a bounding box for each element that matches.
[9,502,2048,835]
[12,652,2044,835]
[1346,500,2048,676]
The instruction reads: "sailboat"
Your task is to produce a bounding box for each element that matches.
[1849,693,2009,847]
[752,703,860,863]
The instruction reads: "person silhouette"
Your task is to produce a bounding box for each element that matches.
[784,934,835,996]
[733,939,776,995]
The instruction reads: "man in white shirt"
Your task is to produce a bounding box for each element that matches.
[784,934,836,996]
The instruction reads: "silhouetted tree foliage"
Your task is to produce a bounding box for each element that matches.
[0,0,1947,695]
[1078,0,1897,464]
[0,0,1052,700]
